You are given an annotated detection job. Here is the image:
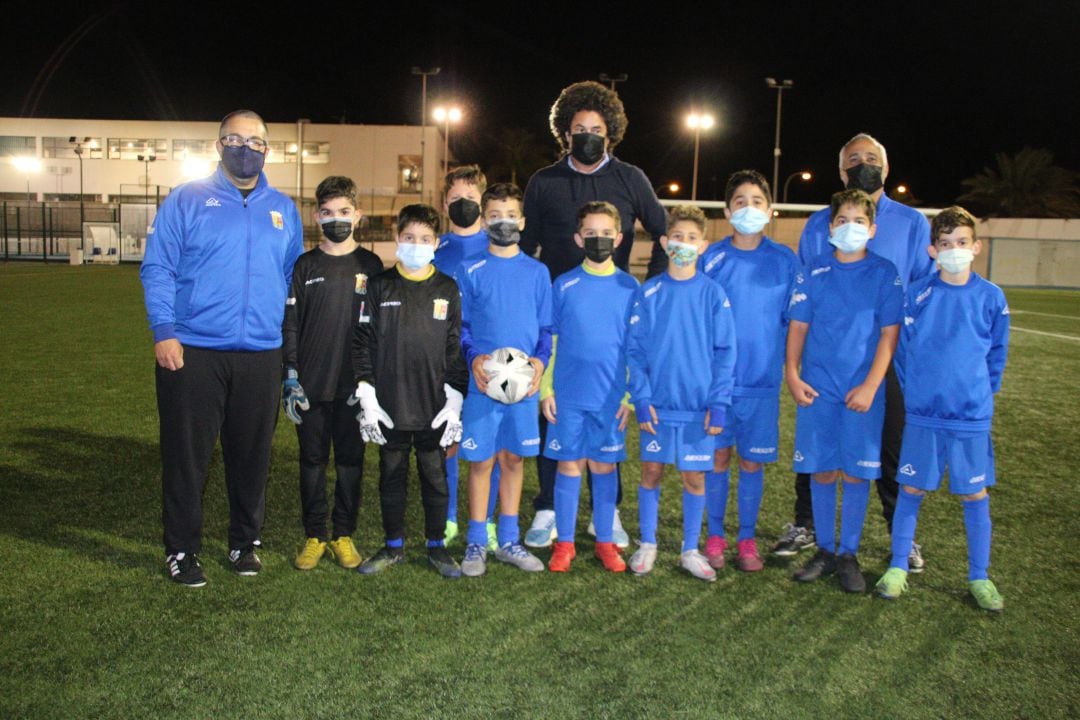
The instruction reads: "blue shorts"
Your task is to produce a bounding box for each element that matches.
[898,424,996,494]
[793,396,885,480]
[460,393,541,462]
[640,417,713,471]
[543,405,627,463]
[715,395,780,463]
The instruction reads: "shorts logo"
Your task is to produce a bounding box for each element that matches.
[684,454,710,461]
[1002,306,1010,315]
[204,197,221,207]
[899,464,916,476]
[894,276,903,286]
[462,438,478,450]
[793,450,804,462]
[748,447,775,454]
[856,460,881,468]
[355,273,368,294]
[969,474,986,484]
[723,298,731,308]
[270,210,284,230]
[522,438,541,446]
[548,439,562,451]
[600,443,624,452]
[645,440,662,453]
[433,298,449,320]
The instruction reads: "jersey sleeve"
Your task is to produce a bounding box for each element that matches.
[780,252,801,326]
[708,286,737,427]
[787,268,812,324]
[282,259,305,369]
[908,214,934,284]
[520,176,542,258]
[443,286,469,396]
[352,277,380,386]
[797,211,828,266]
[283,203,304,288]
[626,287,654,418]
[139,192,186,342]
[532,269,554,366]
[988,291,1011,392]
[877,266,905,327]
[894,285,917,390]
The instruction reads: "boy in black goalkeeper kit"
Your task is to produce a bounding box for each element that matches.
[282,176,383,571]
[352,204,470,578]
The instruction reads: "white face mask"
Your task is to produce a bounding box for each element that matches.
[729,206,770,235]
[829,223,870,254]
[936,247,974,274]
[396,243,435,270]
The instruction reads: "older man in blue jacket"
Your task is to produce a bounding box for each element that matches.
[141,109,304,586]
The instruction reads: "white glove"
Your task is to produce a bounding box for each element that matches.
[430,384,464,448]
[350,381,394,445]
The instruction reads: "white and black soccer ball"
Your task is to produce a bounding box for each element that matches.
[482,347,536,404]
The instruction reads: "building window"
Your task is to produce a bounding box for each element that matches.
[172,139,217,161]
[42,137,105,159]
[108,138,168,160]
[398,155,422,193]
[0,136,36,157]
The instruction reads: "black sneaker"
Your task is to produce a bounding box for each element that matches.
[835,554,866,593]
[772,524,816,556]
[793,549,836,583]
[167,553,207,587]
[427,545,463,579]
[357,546,405,575]
[229,544,262,576]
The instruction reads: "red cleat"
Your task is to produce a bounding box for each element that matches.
[549,541,576,572]
[594,541,627,573]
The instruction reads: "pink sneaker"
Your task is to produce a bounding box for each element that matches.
[705,535,728,569]
[735,538,764,572]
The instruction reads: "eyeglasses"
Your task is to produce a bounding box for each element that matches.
[220,134,268,152]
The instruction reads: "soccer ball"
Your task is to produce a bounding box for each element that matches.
[482,347,536,404]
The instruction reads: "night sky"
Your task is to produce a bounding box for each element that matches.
[4,1,1077,206]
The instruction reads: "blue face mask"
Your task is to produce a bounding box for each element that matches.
[729,206,770,235]
[666,239,699,267]
[829,223,870,254]
[220,145,265,179]
[396,243,435,270]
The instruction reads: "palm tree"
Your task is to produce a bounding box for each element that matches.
[958,147,1080,217]
[487,128,552,186]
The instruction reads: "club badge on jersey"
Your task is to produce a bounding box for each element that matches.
[270,210,284,230]
[355,273,368,294]
[433,298,448,320]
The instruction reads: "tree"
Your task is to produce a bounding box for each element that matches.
[958,147,1080,217]
[486,128,552,186]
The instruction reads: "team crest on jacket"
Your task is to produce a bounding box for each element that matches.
[355,273,368,294]
[270,210,284,230]
[433,298,449,320]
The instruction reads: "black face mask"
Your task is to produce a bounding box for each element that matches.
[570,132,606,166]
[487,220,521,247]
[583,236,615,263]
[845,163,884,194]
[319,219,354,243]
[448,198,481,229]
[220,145,266,180]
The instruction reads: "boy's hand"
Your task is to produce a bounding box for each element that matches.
[845,382,878,413]
[786,375,819,407]
[616,403,632,432]
[471,354,492,393]
[526,357,544,397]
[639,405,659,435]
[704,410,723,436]
[541,396,557,424]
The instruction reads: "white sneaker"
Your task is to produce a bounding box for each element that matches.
[629,542,658,576]
[524,509,557,548]
[461,544,487,577]
[587,509,631,549]
[494,542,545,572]
[680,549,717,582]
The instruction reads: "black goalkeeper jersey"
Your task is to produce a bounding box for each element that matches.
[283,246,384,401]
[352,266,469,431]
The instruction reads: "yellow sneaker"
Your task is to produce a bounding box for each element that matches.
[294,538,326,570]
[328,536,362,569]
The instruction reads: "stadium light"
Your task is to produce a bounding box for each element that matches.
[12,156,40,208]
[782,170,813,203]
[685,112,715,201]
[765,78,794,197]
[433,105,463,177]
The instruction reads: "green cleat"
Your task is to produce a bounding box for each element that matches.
[486,520,498,552]
[444,519,459,544]
[969,579,1004,613]
[875,567,909,600]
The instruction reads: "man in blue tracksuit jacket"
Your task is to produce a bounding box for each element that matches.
[141,110,304,587]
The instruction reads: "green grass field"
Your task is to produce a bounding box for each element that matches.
[1,263,1078,719]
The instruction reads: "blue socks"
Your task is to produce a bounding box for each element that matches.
[386,537,404,549]
[890,491,923,570]
[446,458,458,523]
[496,513,519,547]
[809,479,837,553]
[736,469,764,541]
[591,470,618,543]
[638,486,660,544]
[705,470,729,537]
[838,479,870,555]
[427,538,444,549]
[682,489,706,553]
[964,495,992,581]
[466,519,487,546]
[554,471,580,542]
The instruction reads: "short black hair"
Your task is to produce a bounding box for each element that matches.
[481,182,524,213]
[444,164,487,198]
[829,189,876,224]
[549,81,629,152]
[576,201,621,231]
[725,169,772,207]
[315,176,359,208]
[396,203,441,235]
[931,205,978,244]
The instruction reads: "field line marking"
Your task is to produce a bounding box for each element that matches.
[1010,310,1080,321]
[1011,326,1080,342]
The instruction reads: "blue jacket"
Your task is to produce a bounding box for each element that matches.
[140,166,304,351]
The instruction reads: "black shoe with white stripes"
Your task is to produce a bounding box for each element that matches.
[229,543,262,576]
[167,553,207,587]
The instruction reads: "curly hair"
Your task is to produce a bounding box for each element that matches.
[549,81,629,152]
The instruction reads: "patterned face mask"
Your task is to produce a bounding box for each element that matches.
[666,239,699,267]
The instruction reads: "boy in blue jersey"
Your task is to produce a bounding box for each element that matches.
[787,189,904,593]
[456,183,553,576]
[876,206,1009,612]
[541,201,639,573]
[627,204,737,582]
[699,170,800,573]
[433,165,490,544]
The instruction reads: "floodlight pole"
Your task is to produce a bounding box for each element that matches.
[138,153,156,241]
[412,66,441,201]
[599,73,628,92]
[765,78,794,198]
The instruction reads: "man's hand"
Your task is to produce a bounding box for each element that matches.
[845,382,878,413]
[471,354,492,393]
[638,404,660,435]
[541,395,557,424]
[281,367,310,425]
[786,375,819,407]
[526,357,544,397]
[431,384,464,448]
[155,339,184,370]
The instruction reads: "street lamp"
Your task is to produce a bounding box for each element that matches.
[598,73,628,91]
[896,184,908,195]
[70,136,92,245]
[137,153,157,243]
[432,105,463,177]
[411,66,441,200]
[685,112,715,202]
[765,78,794,197]
[782,170,813,203]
